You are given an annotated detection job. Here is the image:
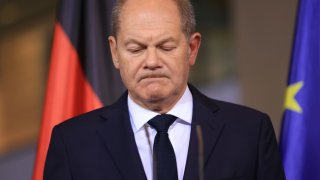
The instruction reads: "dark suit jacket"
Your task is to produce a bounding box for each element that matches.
[44,85,285,180]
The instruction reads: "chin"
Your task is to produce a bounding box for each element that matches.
[145,91,167,101]
[144,83,167,93]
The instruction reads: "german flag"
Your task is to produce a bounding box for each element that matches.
[33,0,123,179]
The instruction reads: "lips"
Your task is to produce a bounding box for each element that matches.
[139,73,168,82]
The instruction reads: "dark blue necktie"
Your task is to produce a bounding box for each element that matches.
[148,114,178,180]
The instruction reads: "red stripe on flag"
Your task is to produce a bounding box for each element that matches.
[33,22,103,180]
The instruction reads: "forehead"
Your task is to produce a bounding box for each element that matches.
[119,0,182,34]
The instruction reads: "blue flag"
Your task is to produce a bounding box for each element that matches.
[280,0,320,179]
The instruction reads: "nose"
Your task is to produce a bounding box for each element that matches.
[144,47,161,70]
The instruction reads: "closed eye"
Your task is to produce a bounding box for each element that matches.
[159,46,176,52]
[128,48,143,53]
[127,45,146,54]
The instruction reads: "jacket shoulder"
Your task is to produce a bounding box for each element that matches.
[54,106,108,134]
[214,99,268,118]
[190,84,270,127]
[190,84,268,119]
[55,91,128,131]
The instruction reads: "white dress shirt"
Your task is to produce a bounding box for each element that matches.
[128,87,193,180]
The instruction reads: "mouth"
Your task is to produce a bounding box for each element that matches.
[139,74,167,82]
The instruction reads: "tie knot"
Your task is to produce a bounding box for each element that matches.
[148,114,177,132]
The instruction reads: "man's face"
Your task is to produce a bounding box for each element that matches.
[109,0,201,112]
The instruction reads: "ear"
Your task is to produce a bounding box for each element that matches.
[188,32,201,66]
[108,36,120,69]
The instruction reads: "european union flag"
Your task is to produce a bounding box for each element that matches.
[280,0,320,179]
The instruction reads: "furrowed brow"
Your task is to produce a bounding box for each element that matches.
[124,38,146,47]
[157,37,176,45]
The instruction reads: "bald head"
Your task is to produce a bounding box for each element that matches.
[111,0,196,38]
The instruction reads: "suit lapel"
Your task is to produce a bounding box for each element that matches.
[94,86,226,180]
[184,86,226,180]
[96,93,147,180]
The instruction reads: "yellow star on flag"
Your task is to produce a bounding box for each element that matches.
[284,81,304,113]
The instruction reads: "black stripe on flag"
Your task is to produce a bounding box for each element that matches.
[57,0,124,105]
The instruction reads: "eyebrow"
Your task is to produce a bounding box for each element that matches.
[156,37,176,45]
[124,36,177,47]
[124,39,146,47]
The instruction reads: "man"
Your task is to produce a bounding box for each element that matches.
[44,0,285,179]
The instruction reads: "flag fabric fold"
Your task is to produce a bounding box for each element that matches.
[280,0,320,179]
[33,0,123,179]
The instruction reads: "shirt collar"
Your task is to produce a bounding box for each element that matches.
[128,87,193,133]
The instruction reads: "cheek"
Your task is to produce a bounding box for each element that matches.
[170,54,190,75]
[119,63,132,80]
[177,57,191,83]
[118,60,140,85]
